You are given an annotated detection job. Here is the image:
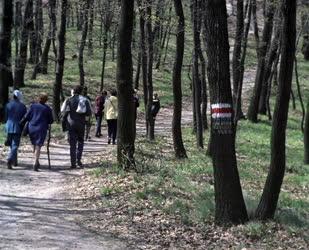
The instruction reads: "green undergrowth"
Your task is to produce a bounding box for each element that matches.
[90,72,309,245]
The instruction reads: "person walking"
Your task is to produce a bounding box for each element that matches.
[94,90,107,137]
[105,89,118,144]
[4,90,27,169]
[83,87,93,141]
[23,93,53,171]
[151,93,161,120]
[63,85,91,168]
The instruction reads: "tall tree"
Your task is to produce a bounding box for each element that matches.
[145,0,155,140]
[117,0,135,169]
[14,0,32,88]
[203,0,248,224]
[255,0,296,220]
[31,0,44,79]
[191,0,203,148]
[247,0,276,122]
[232,0,244,119]
[40,0,57,75]
[0,0,13,121]
[78,0,90,87]
[53,0,67,120]
[172,0,187,158]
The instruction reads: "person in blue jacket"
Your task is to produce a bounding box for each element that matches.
[24,93,53,171]
[5,90,27,169]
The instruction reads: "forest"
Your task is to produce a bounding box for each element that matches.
[0,0,308,249]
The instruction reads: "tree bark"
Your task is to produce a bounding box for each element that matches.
[88,0,94,56]
[53,0,67,120]
[79,0,90,87]
[232,0,244,119]
[247,0,276,122]
[191,0,203,148]
[145,0,155,140]
[0,0,13,121]
[31,0,44,79]
[172,0,187,158]
[255,0,296,220]
[40,0,56,75]
[14,0,32,88]
[117,0,135,169]
[203,0,248,225]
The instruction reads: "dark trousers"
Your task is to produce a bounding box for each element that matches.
[95,114,103,136]
[68,126,84,166]
[7,133,21,163]
[107,119,117,143]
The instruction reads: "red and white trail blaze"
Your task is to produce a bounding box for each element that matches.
[211,103,233,134]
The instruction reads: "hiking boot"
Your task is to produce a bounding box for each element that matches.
[33,163,39,171]
[77,161,83,168]
[108,138,111,144]
[13,159,18,166]
[70,165,77,169]
[7,160,12,170]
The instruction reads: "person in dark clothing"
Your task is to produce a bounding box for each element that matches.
[24,93,53,171]
[63,85,91,168]
[151,93,161,119]
[5,90,27,169]
[94,90,107,137]
[133,89,140,121]
[82,87,93,141]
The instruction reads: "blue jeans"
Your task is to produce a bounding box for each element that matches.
[68,127,84,166]
[95,114,103,136]
[7,133,21,163]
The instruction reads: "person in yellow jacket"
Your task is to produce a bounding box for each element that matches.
[105,89,118,144]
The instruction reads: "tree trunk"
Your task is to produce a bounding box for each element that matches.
[203,0,248,225]
[88,0,94,56]
[258,19,281,115]
[53,0,67,120]
[232,0,244,119]
[28,0,35,64]
[172,0,187,158]
[191,0,203,148]
[247,1,276,122]
[0,0,13,121]
[137,0,149,125]
[14,0,32,89]
[40,0,56,75]
[78,0,90,87]
[234,0,251,124]
[301,3,309,60]
[117,0,135,169]
[145,0,155,140]
[134,51,141,90]
[304,101,309,164]
[31,0,44,79]
[255,0,296,220]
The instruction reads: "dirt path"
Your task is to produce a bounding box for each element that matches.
[0,137,126,249]
[0,68,255,249]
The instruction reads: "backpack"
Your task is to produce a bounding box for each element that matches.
[76,96,87,114]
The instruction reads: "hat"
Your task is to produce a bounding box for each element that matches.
[13,90,23,101]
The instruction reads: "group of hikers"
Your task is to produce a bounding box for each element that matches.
[3,86,160,171]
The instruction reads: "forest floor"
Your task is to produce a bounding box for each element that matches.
[2,66,307,249]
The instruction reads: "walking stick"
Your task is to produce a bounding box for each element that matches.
[47,125,51,169]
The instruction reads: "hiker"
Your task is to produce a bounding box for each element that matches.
[4,90,27,169]
[94,90,107,137]
[105,89,118,144]
[62,85,91,168]
[151,93,161,120]
[133,89,140,121]
[83,87,93,141]
[23,93,53,171]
